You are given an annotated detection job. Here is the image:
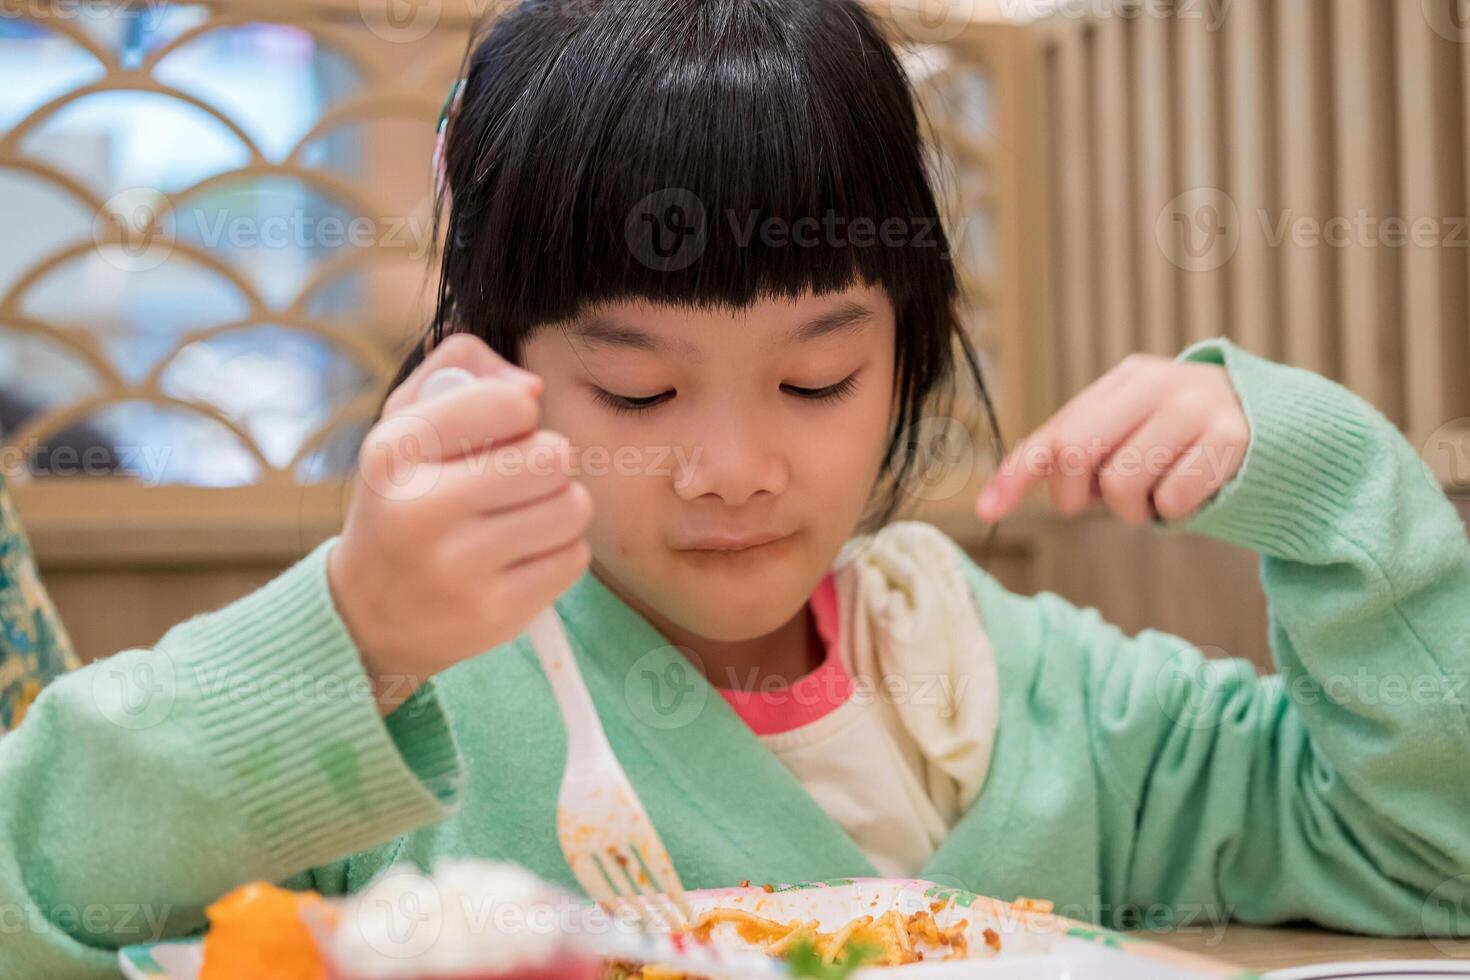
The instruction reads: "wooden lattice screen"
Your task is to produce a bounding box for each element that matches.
[0,0,1045,561]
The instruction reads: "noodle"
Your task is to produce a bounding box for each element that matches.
[606,905,979,978]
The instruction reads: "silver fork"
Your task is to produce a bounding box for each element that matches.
[527,606,696,935]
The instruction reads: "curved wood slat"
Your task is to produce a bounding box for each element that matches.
[284,90,444,166]
[168,165,387,229]
[0,155,108,222]
[0,314,125,393]
[140,15,253,71]
[0,76,266,162]
[144,15,387,82]
[10,393,279,477]
[286,245,440,321]
[0,240,270,321]
[286,392,383,471]
[138,314,399,389]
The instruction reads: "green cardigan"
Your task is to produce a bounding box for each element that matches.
[4,338,1469,977]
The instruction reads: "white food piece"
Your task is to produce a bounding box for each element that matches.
[328,860,578,978]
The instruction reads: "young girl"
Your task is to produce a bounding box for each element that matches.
[6,0,1469,974]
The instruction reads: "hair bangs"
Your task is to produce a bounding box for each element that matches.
[436,0,957,353]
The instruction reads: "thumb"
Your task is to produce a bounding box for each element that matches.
[386,334,542,415]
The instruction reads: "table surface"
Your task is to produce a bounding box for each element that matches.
[1146,924,1470,973]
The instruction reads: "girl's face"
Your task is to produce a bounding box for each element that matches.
[522,282,898,643]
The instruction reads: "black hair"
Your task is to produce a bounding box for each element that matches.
[391,0,1003,536]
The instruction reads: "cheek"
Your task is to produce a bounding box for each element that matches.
[574,451,663,564]
[802,388,893,482]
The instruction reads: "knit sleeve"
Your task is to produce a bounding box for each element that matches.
[0,540,462,978]
[1062,338,1470,934]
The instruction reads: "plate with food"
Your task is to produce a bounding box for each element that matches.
[118,862,1255,979]
[1262,965,1470,979]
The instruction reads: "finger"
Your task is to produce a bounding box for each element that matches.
[385,333,542,416]
[501,537,592,607]
[1046,363,1184,516]
[357,427,573,516]
[452,480,594,572]
[1035,355,1142,439]
[433,430,576,515]
[377,377,543,465]
[1151,417,1249,521]
[1097,400,1211,527]
[1002,371,1169,520]
[978,356,1168,522]
[976,436,1050,523]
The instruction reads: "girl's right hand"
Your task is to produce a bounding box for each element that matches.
[328,334,594,715]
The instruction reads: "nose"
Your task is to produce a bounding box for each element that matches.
[673,407,789,506]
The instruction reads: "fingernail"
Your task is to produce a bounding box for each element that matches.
[420,366,476,402]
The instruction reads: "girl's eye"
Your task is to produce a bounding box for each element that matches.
[589,388,674,415]
[590,372,860,416]
[783,373,860,402]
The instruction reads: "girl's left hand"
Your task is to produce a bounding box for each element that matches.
[975,354,1250,527]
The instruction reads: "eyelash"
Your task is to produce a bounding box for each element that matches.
[591,373,861,416]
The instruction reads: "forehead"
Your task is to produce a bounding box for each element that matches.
[550,284,894,361]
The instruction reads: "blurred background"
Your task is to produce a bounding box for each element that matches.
[1,0,1467,673]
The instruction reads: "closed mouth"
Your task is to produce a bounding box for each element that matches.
[680,531,794,554]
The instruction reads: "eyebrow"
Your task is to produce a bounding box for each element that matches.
[565,300,878,359]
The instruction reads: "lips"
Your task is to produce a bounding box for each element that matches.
[678,530,793,553]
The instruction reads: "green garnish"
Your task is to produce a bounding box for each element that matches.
[782,937,879,978]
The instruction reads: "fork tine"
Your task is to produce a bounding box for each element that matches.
[649,869,693,934]
[619,894,665,935]
[632,880,687,936]
[624,841,695,931]
[573,852,661,940]
[606,845,684,935]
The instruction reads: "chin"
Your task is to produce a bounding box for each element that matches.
[657,571,810,643]
[592,531,828,642]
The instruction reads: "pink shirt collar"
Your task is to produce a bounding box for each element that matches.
[716,572,853,736]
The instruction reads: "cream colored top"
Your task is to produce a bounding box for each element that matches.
[753,521,1000,877]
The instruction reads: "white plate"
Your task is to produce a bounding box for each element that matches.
[118,941,201,979]
[119,877,1245,979]
[119,942,1215,980]
[1264,963,1470,980]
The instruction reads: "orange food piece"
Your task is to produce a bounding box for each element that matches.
[199,882,330,980]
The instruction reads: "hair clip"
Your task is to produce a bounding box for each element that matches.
[432,78,467,206]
